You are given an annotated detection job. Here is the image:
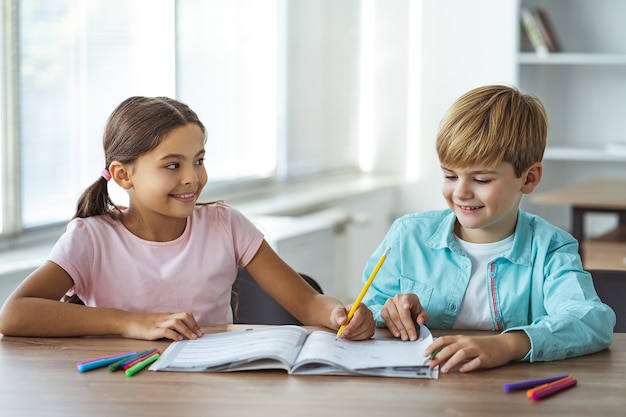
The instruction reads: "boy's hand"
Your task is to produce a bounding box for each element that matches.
[381,293,429,341]
[424,332,531,373]
[123,311,204,341]
[333,303,375,340]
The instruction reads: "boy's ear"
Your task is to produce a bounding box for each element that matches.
[109,161,133,190]
[521,162,543,194]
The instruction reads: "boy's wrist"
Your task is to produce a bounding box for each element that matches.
[500,331,531,361]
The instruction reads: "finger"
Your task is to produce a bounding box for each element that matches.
[331,306,349,329]
[181,313,204,337]
[416,309,430,325]
[342,309,374,340]
[439,346,475,373]
[385,299,417,341]
[458,357,482,373]
[339,305,367,336]
[380,304,403,338]
[165,318,201,341]
[399,303,419,341]
[148,327,184,342]
[424,336,454,364]
[170,312,203,338]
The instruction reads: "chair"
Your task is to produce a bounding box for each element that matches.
[231,269,323,325]
[589,269,626,333]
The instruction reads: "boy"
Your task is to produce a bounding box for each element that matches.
[362,85,615,373]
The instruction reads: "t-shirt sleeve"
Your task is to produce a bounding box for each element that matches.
[47,218,96,294]
[219,205,265,269]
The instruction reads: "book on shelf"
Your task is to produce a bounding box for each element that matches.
[532,7,561,53]
[521,7,561,55]
[149,324,439,379]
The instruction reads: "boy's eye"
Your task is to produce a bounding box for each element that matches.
[474,179,491,184]
[444,175,457,181]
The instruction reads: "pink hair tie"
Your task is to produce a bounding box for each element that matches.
[101,168,111,181]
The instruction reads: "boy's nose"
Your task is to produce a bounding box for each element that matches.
[453,181,473,200]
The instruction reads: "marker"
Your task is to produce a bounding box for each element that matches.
[336,247,390,338]
[503,374,570,392]
[109,354,136,371]
[528,376,577,400]
[125,353,161,377]
[76,351,138,372]
[120,348,159,370]
[122,349,161,370]
[428,348,442,360]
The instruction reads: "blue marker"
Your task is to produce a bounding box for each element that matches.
[76,351,138,372]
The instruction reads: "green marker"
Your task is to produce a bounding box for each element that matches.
[428,349,442,360]
[125,353,160,377]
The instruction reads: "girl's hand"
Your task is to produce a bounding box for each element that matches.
[122,311,204,341]
[333,303,375,340]
[424,332,531,373]
[380,293,429,341]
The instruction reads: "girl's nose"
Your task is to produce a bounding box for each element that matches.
[182,167,199,185]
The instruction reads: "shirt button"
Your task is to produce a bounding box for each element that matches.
[450,303,457,311]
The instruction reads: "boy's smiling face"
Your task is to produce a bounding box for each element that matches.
[441,161,541,244]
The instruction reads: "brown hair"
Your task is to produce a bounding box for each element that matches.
[436,85,547,177]
[74,96,205,219]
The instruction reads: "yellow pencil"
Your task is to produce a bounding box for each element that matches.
[336,246,391,338]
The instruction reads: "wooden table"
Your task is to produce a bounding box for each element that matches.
[2,325,626,417]
[531,178,626,261]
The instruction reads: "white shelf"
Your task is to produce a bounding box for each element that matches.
[544,146,626,162]
[519,52,626,65]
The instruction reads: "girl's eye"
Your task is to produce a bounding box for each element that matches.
[165,163,179,170]
[195,158,205,166]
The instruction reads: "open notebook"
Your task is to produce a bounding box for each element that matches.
[150,324,438,379]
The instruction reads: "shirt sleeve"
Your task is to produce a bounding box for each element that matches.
[362,219,404,327]
[220,204,265,269]
[47,218,97,294]
[503,236,616,362]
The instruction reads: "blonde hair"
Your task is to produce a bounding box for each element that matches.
[436,85,547,177]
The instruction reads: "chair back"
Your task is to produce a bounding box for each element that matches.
[589,269,626,333]
[231,270,323,325]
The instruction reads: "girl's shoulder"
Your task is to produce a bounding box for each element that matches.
[193,201,239,218]
[192,202,253,228]
[65,214,119,233]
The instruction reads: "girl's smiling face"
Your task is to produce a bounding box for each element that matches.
[117,122,207,237]
[441,162,540,243]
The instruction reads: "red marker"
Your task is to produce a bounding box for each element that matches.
[527,376,577,400]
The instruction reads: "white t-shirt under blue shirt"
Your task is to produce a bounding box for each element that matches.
[453,234,514,330]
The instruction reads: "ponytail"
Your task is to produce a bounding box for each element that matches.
[74,176,119,219]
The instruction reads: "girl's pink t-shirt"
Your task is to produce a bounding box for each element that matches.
[48,203,264,324]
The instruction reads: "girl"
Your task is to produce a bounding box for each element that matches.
[0,96,374,341]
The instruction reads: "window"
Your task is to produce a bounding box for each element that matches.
[17,0,176,229]
[0,0,364,242]
[177,0,277,185]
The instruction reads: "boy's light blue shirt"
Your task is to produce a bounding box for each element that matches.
[362,209,616,362]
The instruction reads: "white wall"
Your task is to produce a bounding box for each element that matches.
[368,0,519,216]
